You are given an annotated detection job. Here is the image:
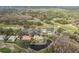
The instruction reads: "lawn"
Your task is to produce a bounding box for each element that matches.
[0,47,11,53]
[50,21,79,33]
[0,24,23,29]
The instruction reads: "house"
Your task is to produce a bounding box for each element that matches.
[33,35,44,40]
[21,35,32,42]
[7,36,17,42]
[32,35,46,44]
[41,29,47,33]
[0,35,6,41]
[47,31,53,35]
[40,29,48,36]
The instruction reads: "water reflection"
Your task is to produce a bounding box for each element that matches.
[29,40,52,51]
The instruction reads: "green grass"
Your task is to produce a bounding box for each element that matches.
[0,47,11,53]
[0,24,23,29]
[49,21,79,33]
[57,23,79,33]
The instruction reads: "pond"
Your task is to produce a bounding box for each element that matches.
[16,40,52,51]
[29,40,52,51]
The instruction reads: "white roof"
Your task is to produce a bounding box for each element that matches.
[0,35,6,40]
[33,35,44,40]
[41,29,47,33]
[8,36,16,42]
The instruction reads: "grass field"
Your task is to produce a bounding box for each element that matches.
[0,24,24,29]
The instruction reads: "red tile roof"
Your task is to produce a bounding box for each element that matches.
[22,35,32,41]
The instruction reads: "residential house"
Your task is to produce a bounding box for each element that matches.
[32,35,47,44]
[40,29,48,36]
[7,36,17,42]
[0,35,6,41]
[47,31,53,35]
[41,29,47,33]
[21,35,32,42]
